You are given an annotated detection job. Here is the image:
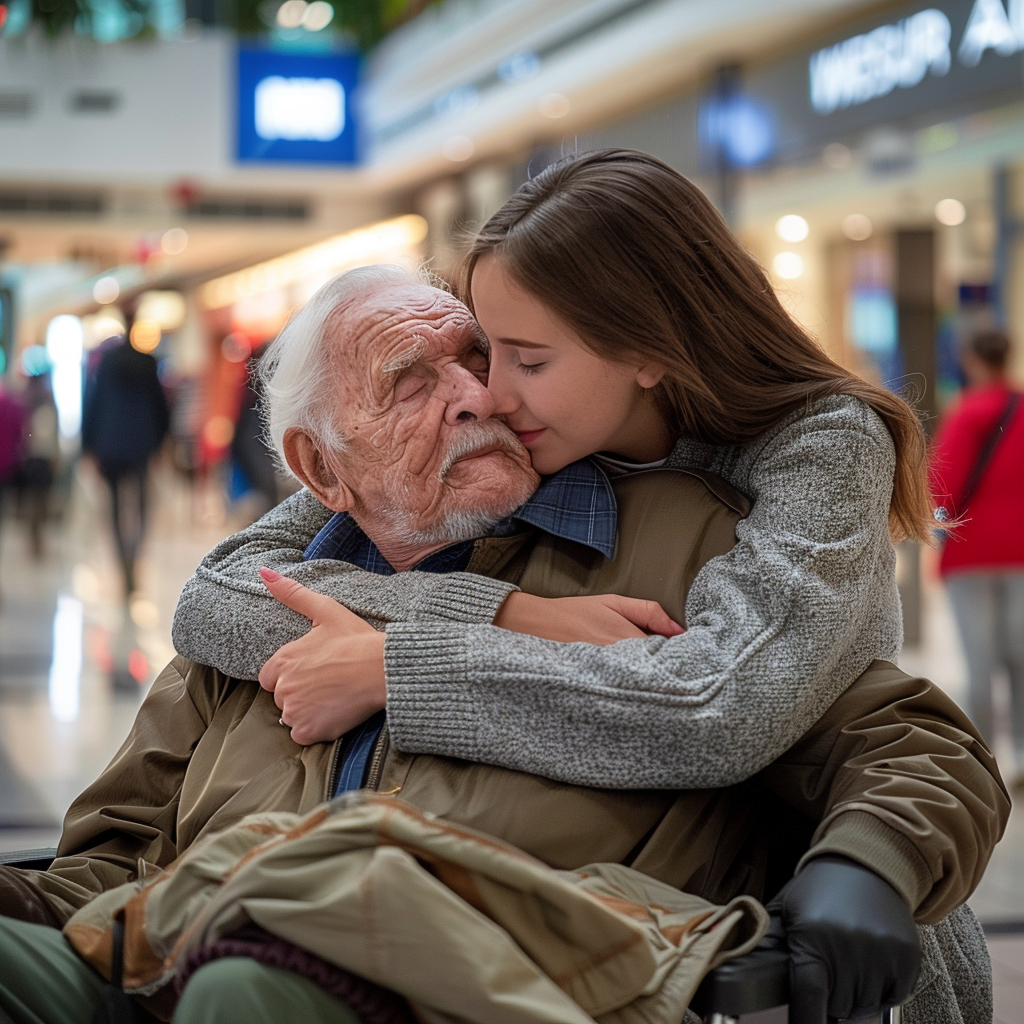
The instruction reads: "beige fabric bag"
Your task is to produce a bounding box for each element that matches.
[65,792,768,1024]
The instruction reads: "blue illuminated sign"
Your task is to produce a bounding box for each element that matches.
[237,48,359,164]
[699,92,775,168]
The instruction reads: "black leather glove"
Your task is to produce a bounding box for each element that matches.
[762,855,921,1023]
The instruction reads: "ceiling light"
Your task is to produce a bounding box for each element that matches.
[276,0,307,28]
[130,319,161,353]
[301,1,333,30]
[161,227,188,255]
[773,252,805,279]
[199,214,429,311]
[842,214,873,241]
[93,276,120,304]
[136,290,186,331]
[935,198,966,226]
[775,215,809,242]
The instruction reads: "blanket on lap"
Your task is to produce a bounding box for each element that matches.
[63,792,768,1024]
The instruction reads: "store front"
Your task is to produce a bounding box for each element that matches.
[735,0,1024,409]
[193,213,427,474]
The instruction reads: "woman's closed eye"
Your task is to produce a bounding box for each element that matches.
[517,359,545,375]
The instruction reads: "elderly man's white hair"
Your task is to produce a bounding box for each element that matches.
[260,264,440,474]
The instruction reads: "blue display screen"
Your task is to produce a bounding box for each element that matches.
[236,48,360,164]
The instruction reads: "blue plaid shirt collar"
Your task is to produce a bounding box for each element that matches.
[303,457,617,571]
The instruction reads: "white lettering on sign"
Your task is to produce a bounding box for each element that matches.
[254,76,345,142]
[959,0,1024,65]
[809,9,952,114]
[810,1,1024,114]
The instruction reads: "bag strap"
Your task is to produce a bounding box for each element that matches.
[955,391,1021,517]
[90,917,137,1024]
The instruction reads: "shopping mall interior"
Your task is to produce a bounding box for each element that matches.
[1,0,1024,1020]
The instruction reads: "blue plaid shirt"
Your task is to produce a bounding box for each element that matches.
[304,458,617,795]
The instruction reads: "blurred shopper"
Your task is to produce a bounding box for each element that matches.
[932,329,1024,782]
[229,346,279,518]
[82,318,169,595]
[0,381,27,577]
[20,374,59,559]
[0,378,25,487]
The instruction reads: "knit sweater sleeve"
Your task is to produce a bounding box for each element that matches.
[170,488,518,681]
[384,397,903,789]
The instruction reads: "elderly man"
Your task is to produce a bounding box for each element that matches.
[0,268,1005,1024]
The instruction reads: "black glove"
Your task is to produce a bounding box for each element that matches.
[762,855,921,1023]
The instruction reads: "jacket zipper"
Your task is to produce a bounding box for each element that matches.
[364,722,390,792]
[325,737,344,801]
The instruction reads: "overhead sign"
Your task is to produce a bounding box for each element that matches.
[809,1,1024,115]
[237,49,359,164]
[741,0,1024,166]
[809,9,953,114]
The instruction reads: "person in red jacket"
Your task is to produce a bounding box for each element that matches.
[931,328,1024,783]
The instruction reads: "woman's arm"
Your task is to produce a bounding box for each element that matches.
[384,397,903,789]
[171,488,519,681]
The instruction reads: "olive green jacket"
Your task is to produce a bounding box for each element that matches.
[1,469,1006,932]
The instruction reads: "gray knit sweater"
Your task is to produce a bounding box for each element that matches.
[171,394,903,790]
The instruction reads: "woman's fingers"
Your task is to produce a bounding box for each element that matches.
[608,596,684,637]
[259,567,367,630]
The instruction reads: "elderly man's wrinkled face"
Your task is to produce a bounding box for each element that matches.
[330,284,539,546]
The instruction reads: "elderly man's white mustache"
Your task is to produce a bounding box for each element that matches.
[439,421,528,480]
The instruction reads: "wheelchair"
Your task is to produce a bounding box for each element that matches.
[0,849,902,1024]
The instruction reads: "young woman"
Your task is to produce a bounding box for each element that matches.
[172,149,932,789]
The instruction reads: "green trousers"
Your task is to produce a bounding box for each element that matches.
[0,916,362,1024]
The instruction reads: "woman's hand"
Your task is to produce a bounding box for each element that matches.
[258,569,386,746]
[494,592,684,645]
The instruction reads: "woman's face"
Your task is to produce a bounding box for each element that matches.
[471,254,672,475]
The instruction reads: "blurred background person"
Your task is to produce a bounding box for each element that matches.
[228,343,281,522]
[82,313,170,596]
[19,374,59,560]
[932,329,1024,786]
[0,379,27,585]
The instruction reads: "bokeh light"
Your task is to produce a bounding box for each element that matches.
[277,0,306,27]
[935,198,966,226]
[21,345,51,377]
[45,315,84,439]
[302,1,333,30]
[775,215,809,242]
[136,290,186,331]
[842,214,873,241]
[93,276,120,304]
[129,319,161,353]
[772,252,805,279]
[203,414,235,448]
[160,227,188,255]
[221,333,253,363]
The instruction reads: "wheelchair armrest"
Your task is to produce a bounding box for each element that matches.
[0,848,58,871]
[688,946,789,1018]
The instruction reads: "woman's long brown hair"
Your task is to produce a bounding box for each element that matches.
[457,149,934,544]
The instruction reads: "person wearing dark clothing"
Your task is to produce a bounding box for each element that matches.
[230,351,279,516]
[82,337,170,594]
[0,382,27,586]
[21,375,60,559]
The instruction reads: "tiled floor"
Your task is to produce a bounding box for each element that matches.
[0,464,1021,1020]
